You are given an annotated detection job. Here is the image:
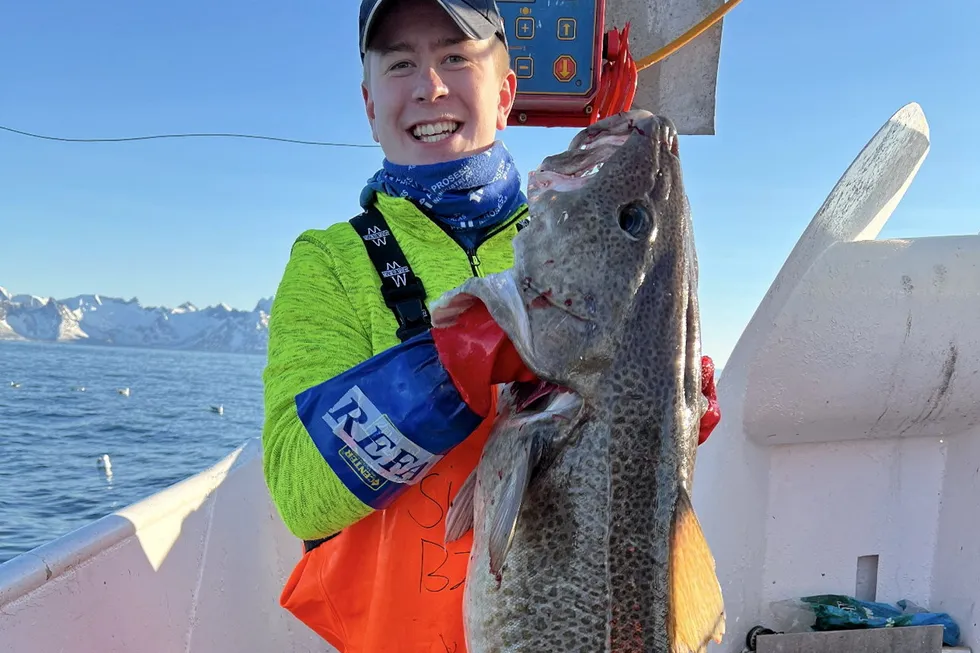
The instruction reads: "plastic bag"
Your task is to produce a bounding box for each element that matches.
[768,594,960,646]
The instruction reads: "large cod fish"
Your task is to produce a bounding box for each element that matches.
[430,110,725,653]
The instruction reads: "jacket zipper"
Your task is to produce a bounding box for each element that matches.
[466,248,483,277]
[425,206,529,280]
[465,208,525,277]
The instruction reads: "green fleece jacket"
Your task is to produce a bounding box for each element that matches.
[262,192,528,541]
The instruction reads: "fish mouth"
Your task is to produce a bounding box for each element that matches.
[527,110,677,203]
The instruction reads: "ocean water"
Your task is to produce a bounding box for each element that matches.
[0,340,266,564]
[0,340,726,566]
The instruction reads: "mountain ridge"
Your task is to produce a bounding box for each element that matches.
[0,285,272,355]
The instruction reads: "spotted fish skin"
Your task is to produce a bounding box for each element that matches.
[434,110,725,653]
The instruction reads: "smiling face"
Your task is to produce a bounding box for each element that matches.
[361,0,517,166]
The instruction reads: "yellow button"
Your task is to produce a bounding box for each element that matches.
[557,18,576,40]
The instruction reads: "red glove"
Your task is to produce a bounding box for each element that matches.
[433,301,722,441]
[699,355,721,445]
[431,301,537,418]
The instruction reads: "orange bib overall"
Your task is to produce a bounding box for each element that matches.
[280,405,494,653]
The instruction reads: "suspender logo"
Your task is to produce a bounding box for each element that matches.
[363,225,390,247]
[382,261,410,288]
[350,207,432,342]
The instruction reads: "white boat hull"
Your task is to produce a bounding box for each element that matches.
[694,103,979,652]
[0,438,333,652]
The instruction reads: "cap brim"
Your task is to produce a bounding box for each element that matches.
[436,0,500,41]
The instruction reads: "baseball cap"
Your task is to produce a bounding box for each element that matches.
[359,0,509,59]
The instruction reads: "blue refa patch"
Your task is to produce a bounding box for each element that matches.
[295,331,483,509]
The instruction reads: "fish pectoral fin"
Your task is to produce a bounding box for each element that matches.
[669,487,726,653]
[445,469,477,543]
[487,438,541,577]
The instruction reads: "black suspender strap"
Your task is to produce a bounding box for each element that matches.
[301,206,528,554]
[301,207,431,554]
[349,205,432,343]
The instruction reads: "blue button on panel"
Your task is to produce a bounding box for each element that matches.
[557,18,577,41]
[514,56,534,79]
[497,0,598,96]
[515,16,535,40]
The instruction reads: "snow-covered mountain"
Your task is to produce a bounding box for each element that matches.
[0,286,272,355]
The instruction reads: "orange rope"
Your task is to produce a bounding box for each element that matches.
[634,0,744,72]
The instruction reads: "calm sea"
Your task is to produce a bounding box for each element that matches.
[0,340,266,564]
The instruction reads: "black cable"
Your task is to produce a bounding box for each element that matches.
[0,124,381,148]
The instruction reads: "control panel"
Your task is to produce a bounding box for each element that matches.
[498,0,605,125]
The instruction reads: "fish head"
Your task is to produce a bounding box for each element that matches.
[432,110,698,407]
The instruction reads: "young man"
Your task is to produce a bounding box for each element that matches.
[261,1,721,650]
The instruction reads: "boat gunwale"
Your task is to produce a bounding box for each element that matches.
[0,437,258,609]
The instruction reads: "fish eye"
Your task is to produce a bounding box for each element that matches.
[618,202,651,239]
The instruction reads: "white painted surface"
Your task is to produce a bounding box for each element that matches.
[932,424,980,649]
[0,438,331,653]
[745,235,980,446]
[694,102,979,653]
[604,0,725,134]
[763,438,947,607]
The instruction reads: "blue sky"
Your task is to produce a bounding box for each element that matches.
[1,0,977,366]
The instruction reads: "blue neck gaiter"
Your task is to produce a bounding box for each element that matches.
[361,141,527,251]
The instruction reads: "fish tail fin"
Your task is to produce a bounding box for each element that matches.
[669,486,726,653]
[445,469,477,543]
